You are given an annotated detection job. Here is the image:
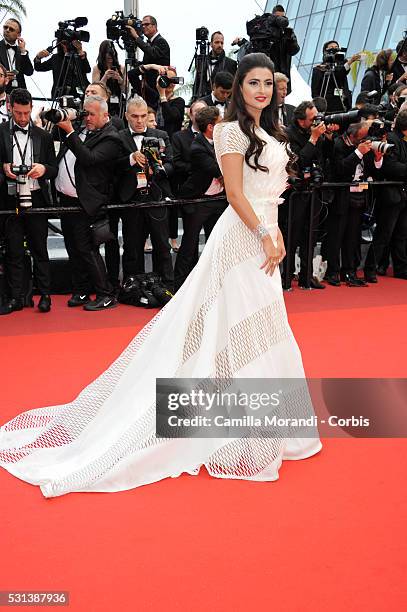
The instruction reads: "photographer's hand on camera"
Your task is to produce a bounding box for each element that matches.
[35,49,50,60]
[126,25,140,40]
[3,163,17,180]
[56,117,74,135]
[131,151,147,168]
[309,121,326,144]
[27,163,46,179]
[324,123,340,139]
[357,140,372,155]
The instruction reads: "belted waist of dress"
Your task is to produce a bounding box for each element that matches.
[250,197,285,206]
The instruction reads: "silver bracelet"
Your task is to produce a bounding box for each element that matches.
[252,223,269,241]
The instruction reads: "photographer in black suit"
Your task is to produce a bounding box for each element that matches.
[56,95,122,311]
[0,88,57,315]
[196,31,237,97]
[275,72,294,126]
[172,99,208,194]
[0,19,33,93]
[175,106,226,291]
[34,39,91,98]
[126,16,170,110]
[112,95,174,290]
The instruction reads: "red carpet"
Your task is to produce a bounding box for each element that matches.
[1,277,406,611]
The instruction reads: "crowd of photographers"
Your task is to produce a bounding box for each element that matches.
[0,4,406,315]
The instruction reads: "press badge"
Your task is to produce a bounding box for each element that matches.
[350,182,368,192]
[137,172,147,189]
[334,88,343,98]
[110,96,119,104]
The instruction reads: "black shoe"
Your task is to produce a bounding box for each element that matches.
[299,276,326,289]
[364,272,378,284]
[67,293,90,307]
[377,266,387,276]
[38,294,51,313]
[342,273,367,287]
[83,295,118,311]
[0,298,24,315]
[325,274,341,287]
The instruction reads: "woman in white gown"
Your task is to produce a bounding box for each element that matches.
[0,53,321,497]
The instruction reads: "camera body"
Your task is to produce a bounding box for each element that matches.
[322,47,347,68]
[106,11,142,51]
[288,162,324,190]
[55,17,90,52]
[196,26,209,42]
[246,13,289,54]
[157,74,184,88]
[7,164,33,208]
[366,119,394,154]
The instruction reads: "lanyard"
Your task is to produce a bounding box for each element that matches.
[13,127,32,166]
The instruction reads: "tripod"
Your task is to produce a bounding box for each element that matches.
[188,39,212,101]
[52,49,89,100]
[319,65,346,112]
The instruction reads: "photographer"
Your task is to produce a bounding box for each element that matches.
[175,106,226,291]
[326,122,383,287]
[364,110,407,282]
[391,39,407,86]
[0,19,33,93]
[196,30,237,98]
[172,99,207,194]
[360,49,394,106]
[34,39,91,98]
[200,71,233,118]
[126,16,170,109]
[275,72,294,126]
[85,81,125,131]
[113,96,173,291]
[0,88,57,315]
[284,101,338,289]
[311,41,360,112]
[55,95,122,310]
[155,68,185,139]
[91,40,125,116]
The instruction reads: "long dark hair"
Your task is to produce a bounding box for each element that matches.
[225,52,289,173]
[97,40,123,77]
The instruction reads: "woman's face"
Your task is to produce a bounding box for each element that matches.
[240,67,274,114]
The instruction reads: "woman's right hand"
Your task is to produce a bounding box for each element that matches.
[260,235,282,276]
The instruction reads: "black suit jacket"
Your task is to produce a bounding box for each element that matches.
[199,93,230,113]
[331,136,380,214]
[34,52,91,97]
[172,127,195,193]
[0,121,57,207]
[360,67,388,105]
[179,133,222,200]
[0,40,34,92]
[196,53,237,97]
[58,122,121,216]
[158,97,185,140]
[380,131,407,205]
[280,103,295,127]
[135,34,170,91]
[116,126,173,203]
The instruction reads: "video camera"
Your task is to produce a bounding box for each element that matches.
[323,47,347,68]
[40,95,88,124]
[313,109,361,130]
[246,13,289,54]
[54,17,90,52]
[106,11,142,51]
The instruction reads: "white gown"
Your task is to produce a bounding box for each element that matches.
[0,121,322,497]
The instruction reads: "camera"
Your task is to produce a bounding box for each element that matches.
[7,164,33,208]
[157,74,185,88]
[323,47,347,67]
[246,13,289,54]
[196,26,209,42]
[55,17,90,51]
[40,95,88,124]
[142,136,166,176]
[366,119,394,154]
[313,109,361,130]
[106,11,142,52]
[288,162,324,189]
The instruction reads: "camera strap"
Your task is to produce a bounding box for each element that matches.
[12,123,32,167]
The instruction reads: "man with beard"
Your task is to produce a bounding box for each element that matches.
[196,31,237,98]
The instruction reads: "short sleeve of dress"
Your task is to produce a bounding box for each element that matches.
[214,121,249,158]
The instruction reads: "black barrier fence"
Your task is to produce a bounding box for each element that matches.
[0,181,405,290]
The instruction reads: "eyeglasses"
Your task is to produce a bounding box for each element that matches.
[3,25,17,32]
[141,22,152,27]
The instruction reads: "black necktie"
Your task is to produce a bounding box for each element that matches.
[6,44,16,51]
[14,126,28,135]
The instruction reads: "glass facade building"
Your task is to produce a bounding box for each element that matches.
[264,0,407,96]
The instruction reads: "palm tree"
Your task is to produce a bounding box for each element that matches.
[0,1,26,22]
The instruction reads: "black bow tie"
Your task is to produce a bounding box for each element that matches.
[214,100,226,106]
[0,99,6,107]
[6,44,16,51]
[14,126,28,135]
